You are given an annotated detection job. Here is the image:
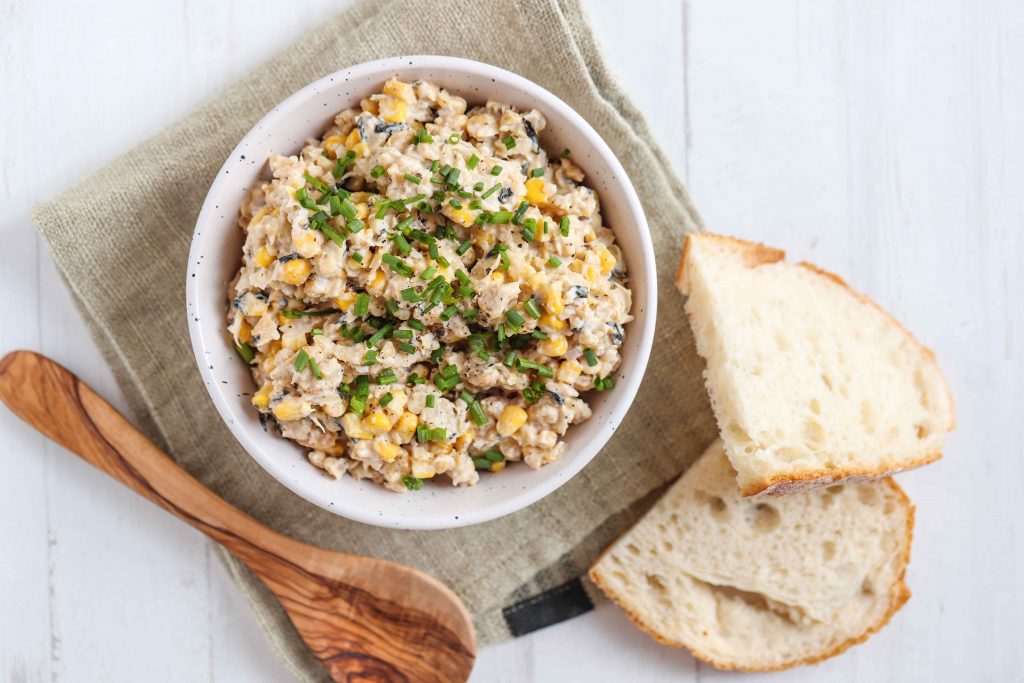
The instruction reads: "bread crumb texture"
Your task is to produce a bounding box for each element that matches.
[590,440,914,671]
[675,233,954,495]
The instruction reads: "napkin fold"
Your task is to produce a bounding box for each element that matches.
[33,0,711,679]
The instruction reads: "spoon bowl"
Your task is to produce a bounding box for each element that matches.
[0,350,476,682]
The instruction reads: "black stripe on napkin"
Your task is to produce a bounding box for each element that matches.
[502,578,594,637]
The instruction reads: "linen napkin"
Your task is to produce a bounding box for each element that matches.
[33,0,712,679]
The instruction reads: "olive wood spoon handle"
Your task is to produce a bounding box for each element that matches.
[0,350,476,682]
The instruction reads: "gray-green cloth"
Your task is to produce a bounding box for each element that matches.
[33,0,713,679]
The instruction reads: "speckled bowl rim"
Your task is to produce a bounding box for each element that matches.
[186,55,656,530]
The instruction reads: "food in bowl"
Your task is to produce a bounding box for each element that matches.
[227,78,631,492]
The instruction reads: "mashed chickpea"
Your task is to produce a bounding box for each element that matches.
[228,78,631,492]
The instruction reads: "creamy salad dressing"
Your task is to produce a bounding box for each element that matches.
[228,78,631,492]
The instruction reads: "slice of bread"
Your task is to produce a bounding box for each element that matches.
[589,440,914,671]
[675,234,955,496]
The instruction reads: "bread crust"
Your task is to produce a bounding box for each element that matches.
[588,478,916,672]
[676,233,956,496]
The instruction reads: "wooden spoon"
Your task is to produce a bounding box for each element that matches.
[0,350,476,682]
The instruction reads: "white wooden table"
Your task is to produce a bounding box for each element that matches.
[2,1,1021,680]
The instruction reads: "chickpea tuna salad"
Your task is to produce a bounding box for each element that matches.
[228,78,631,492]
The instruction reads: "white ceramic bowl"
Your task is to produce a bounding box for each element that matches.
[186,56,656,530]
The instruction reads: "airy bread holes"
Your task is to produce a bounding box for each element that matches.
[745,503,781,533]
[707,495,730,521]
[822,540,837,561]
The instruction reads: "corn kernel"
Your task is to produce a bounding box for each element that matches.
[238,320,252,344]
[582,263,599,282]
[323,134,344,158]
[354,202,369,219]
[272,398,311,422]
[524,177,549,205]
[281,329,307,350]
[383,78,415,103]
[361,98,379,115]
[411,462,436,479]
[349,192,373,204]
[379,96,407,123]
[351,142,369,158]
[595,244,616,274]
[344,129,360,148]
[538,312,565,332]
[508,260,537,280]
[528,272,547,292]
[282,258,312,285]
[454,429,474,452]
[395,412,418,440]
[251,384,272,409]
[254,246,274,268]
[443,204,476,228]
[556,359,582,383]
[324,442,345,456]
[368,270,386,294]
[335,293,356,312]
[489,270,506,282]
[363,411,393,436]
[374,439,402,463]
[342,413,373,439]
[474,230,495,253]
[539,334,568,357]
[543,286,564,314]
[583,228,596,243]
[293,229,321,257]
[490,461,506,473]
[497,405,529,436]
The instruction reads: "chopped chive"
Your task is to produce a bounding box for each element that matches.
[316,222,347,248]
[461,308,479,320]
[382,253,413,277]
[560,216,570,237]
[456,240,472,256]
[490,210,513,224]
[354,293,370,317]
[560,148,571,158]
[532,329,548,340]
[503,351,518,367]
[430,159,440,173]
[517,358,554,378]
[530,167,545,178]
[524,300,542,319]
[490,165,502,176]
[469,401,488,426]
[429,427,447,442]
[593,376,615,391]
[376,369,397,384]
[448,133,461,144]
[441,304,458,321]
[339,198,357,220]
[380,392,394,407]
[311,328,323,337]
[398,342,416,354]
[294,349,310,372]
[370,165,386,178]
[395,216,415,233]
[363,349,378,365]
[481,183,501,199]
[235,342,255,364]
[583,348,599,367]
[547,255,562,267]
[403,476,423,490]
[393,329,414,340]
[446,167,461,188]
[513,201,529,224]
[280,308,340,318]
[522,226,535,242]
[403,173,422,185]
[304,173,329,192]
[407,318,425,332]
[502,135,516,149]
[329,195,343,217]
[351,252,364,263]
[375,201,391,219]
[467,154,480,170]
[448,199,463,210]
[401,287,421,302]
[394,234,412,256]
[402,193,427,205]
[505,309,525,330]
[426,394,435,408]
[308,356,322,380]
[385,300,400,316]
[414,129,433,144]
[332,151,355,179]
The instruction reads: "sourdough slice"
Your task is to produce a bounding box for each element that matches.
[675,234,954,496]
[589,440,914,671]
